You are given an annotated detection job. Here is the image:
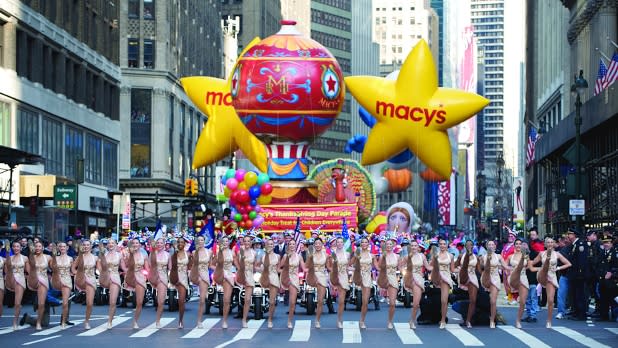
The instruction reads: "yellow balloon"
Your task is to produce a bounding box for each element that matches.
[224,187,231,197]
[181,37,268,172]
[344,40,489,181]
[244,171,258,187]
[257,195,272,205]
[238,182,248,191]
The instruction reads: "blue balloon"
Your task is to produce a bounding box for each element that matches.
[221,176,227,185]
[249,186,261,199]
[250,199,257,206]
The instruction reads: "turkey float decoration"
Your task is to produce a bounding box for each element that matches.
[231,20,344,180]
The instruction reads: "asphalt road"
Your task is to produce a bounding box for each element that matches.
[1,296,617,348]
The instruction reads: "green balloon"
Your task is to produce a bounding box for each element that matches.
[257,173,270,185]
[249,211,257,220]
[226,168,236,179]
[234,213,243,222]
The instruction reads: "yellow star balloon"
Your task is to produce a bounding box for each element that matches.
[181,38,268,172]
[345,40,490,181]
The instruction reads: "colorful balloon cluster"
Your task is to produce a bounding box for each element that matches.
[222,168,273,229]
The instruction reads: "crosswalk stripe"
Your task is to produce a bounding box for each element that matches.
[289,320,311,342]
[130,317,175,338]
[552,326,611,348]
[78,316,131,336]
[606,328,618,335]
[0,325,28,335]
[182,319,220,338]
[393,323,422,345]
[22,334,62,346]
[499,325,551,348]
[32,320,85,336]
[445,324,484,346]
[214,319,265,348]
[342,321,362,343]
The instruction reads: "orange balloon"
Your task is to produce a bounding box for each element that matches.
[419,168,445,182]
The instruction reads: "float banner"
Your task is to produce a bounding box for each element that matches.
[260,203,358,233]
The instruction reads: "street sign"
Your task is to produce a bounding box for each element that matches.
[569,199,585,216]
[54,185,76,209]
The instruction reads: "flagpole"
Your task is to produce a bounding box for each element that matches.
[608,37,618,49]
[595,47,610,62]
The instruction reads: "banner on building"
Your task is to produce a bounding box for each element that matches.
[438,168,457,226]
[121,194,131,229]
[512,177,524,229]
[260,203,358,234]
[215,166,229,201]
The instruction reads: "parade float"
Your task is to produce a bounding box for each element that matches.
[181,20,489,236]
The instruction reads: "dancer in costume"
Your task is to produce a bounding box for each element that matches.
[214,235,235,329]
[234,234,258,328]
[280,238,306,329]
[122,237,150,329]
[71,240,97,329]
[170,235,191,329]
[404,240,432,329]
[191,235,214,329]
[328,235,350,328]
[96,238,122,329]
[377,235,400,329]
[150,237,171,328]
[261,238,281,328]
[455,239,480,328]
[480,240,511,328]
[431,237,455,329]
[6,240,30,330]
[306,236,329,328]
[351,236,377,329]
[30,241,51,330]
[507,238,530,329]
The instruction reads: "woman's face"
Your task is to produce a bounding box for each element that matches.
[34,242,43,255]
[58,242,67,254]
[197,236,205,248]
[131,239,141,250]
[388,211,409,233]
[487,241,496,252]
[244,237,252,248]
[266,239,274,252]
[107,239,117,251]
[385,240,394,252]
[221,237,229,249]
[12,242,21,254]
[410,241,419,253]
[82,241,91,253]
[545,238,554,249]
[465,241,474,252]
[514,240,522,252]
[287,240,296,252]
[314,239,323,251]
[360,238,369,250]
[439,240,447,251]
[336,238,344,250]
[156,238,165,250]
[177,238,186,251]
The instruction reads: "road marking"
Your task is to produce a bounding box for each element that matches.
[22,334,62,346]
[445,324,484,346]
[32,320,85,336]
[499,325,550,348]
[289,320,311,342]
[393,322,422,344]
[130,317,174,337]
[78,316,131,336]
[214,319,264,348]
[0,325,28,335]
[182,319,220,338]
[552,326,611,348]
[606,328,618,335]
[342,321,362,343]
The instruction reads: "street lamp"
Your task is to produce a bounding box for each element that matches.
[570,69,588,233]
[496,153,505,240]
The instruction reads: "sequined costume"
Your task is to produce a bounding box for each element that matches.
[56,255,73,289]
[438,253,453,288]
[267,253,280,288]
[508,254,529,290]
[359,251,373,288]
[10,255,27,289]
[334,250,350,290]
[287,253,300,291]
[385,253,399,289]
[155,251,170,285]
[483,253,501,290]
[458,253,479,291]
[176,252,190,290]
[313,250,328,287]
[242,249,255,287]
[105,251,122,288]
[34,255,49,290]
[540,251,559,289]
[407,253,425,292]
[79,254,97,291]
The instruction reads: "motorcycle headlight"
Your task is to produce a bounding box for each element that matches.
[208,287,215,295]
[253,273,261,283]
[217,285,223,292]
[253,287,263,296]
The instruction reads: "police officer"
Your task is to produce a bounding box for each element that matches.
[598,235,618,321]
[586,229,602,316]
[568,227,589,320]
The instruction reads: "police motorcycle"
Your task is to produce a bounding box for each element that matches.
[238,272,269,320]
[120,268,154,308]
[345,277,380,311]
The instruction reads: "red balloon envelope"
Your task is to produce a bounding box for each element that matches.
[237,190,250,204]
[261,183,273,195]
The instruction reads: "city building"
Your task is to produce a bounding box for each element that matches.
[221,0,282,52]
[525,0,618,236]
[118,0,224,229]
[0,0,121,241]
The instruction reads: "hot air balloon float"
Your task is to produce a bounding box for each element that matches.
[181,19,489,230]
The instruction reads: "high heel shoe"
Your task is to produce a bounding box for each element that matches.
[132,321,139,329]
[61,322,66,329]
[359,322,366,329]
[439,322,446,329]
[515,321,521,329]
[287,322,293,329]
[106,322,112,330]
[197,323,203,329]
[155,322,161,329]
[178,322,184,329]
[315,321,321,329]
[409,321,416,329]
[465,321,472,329]
[489,321,496,329]
[546,321,552,329]
[36,324,42,331]
[337,321,343,329]
[268,321,273,329]
[387,322,393,330]
[222,321,228,329]
[242,320,248,328]
[84,323,91,330]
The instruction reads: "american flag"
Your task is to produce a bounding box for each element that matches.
[293,216,303,253]
[594,59,608,96]
[605,52,618,88]
[525,126,540,168]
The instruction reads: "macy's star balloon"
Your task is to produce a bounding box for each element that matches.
[345,40,489,181]
[181,38,268,172]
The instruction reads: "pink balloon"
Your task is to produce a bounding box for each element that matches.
[254,205,261,213]
[252,215,265,227]
[226,178,239,190]
[235,169,247,182]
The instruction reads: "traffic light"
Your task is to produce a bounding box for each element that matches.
[190,178,199,196]
[184,179,192,196]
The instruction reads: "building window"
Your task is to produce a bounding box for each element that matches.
[65,126,83,180]
[144,0,154,20]
[0,22,4,67]
[131,89,152,178]
[128,0,139,19]
[103,141,118,188]
[0,101,9,146]
[85,134,102,184]
[41,117,63,175]
[128,38,139,68]
[143,39,154,69]
[17,107,39,155]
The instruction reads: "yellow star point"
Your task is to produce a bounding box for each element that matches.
[345,39,489,180]
[181,38,268,172]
